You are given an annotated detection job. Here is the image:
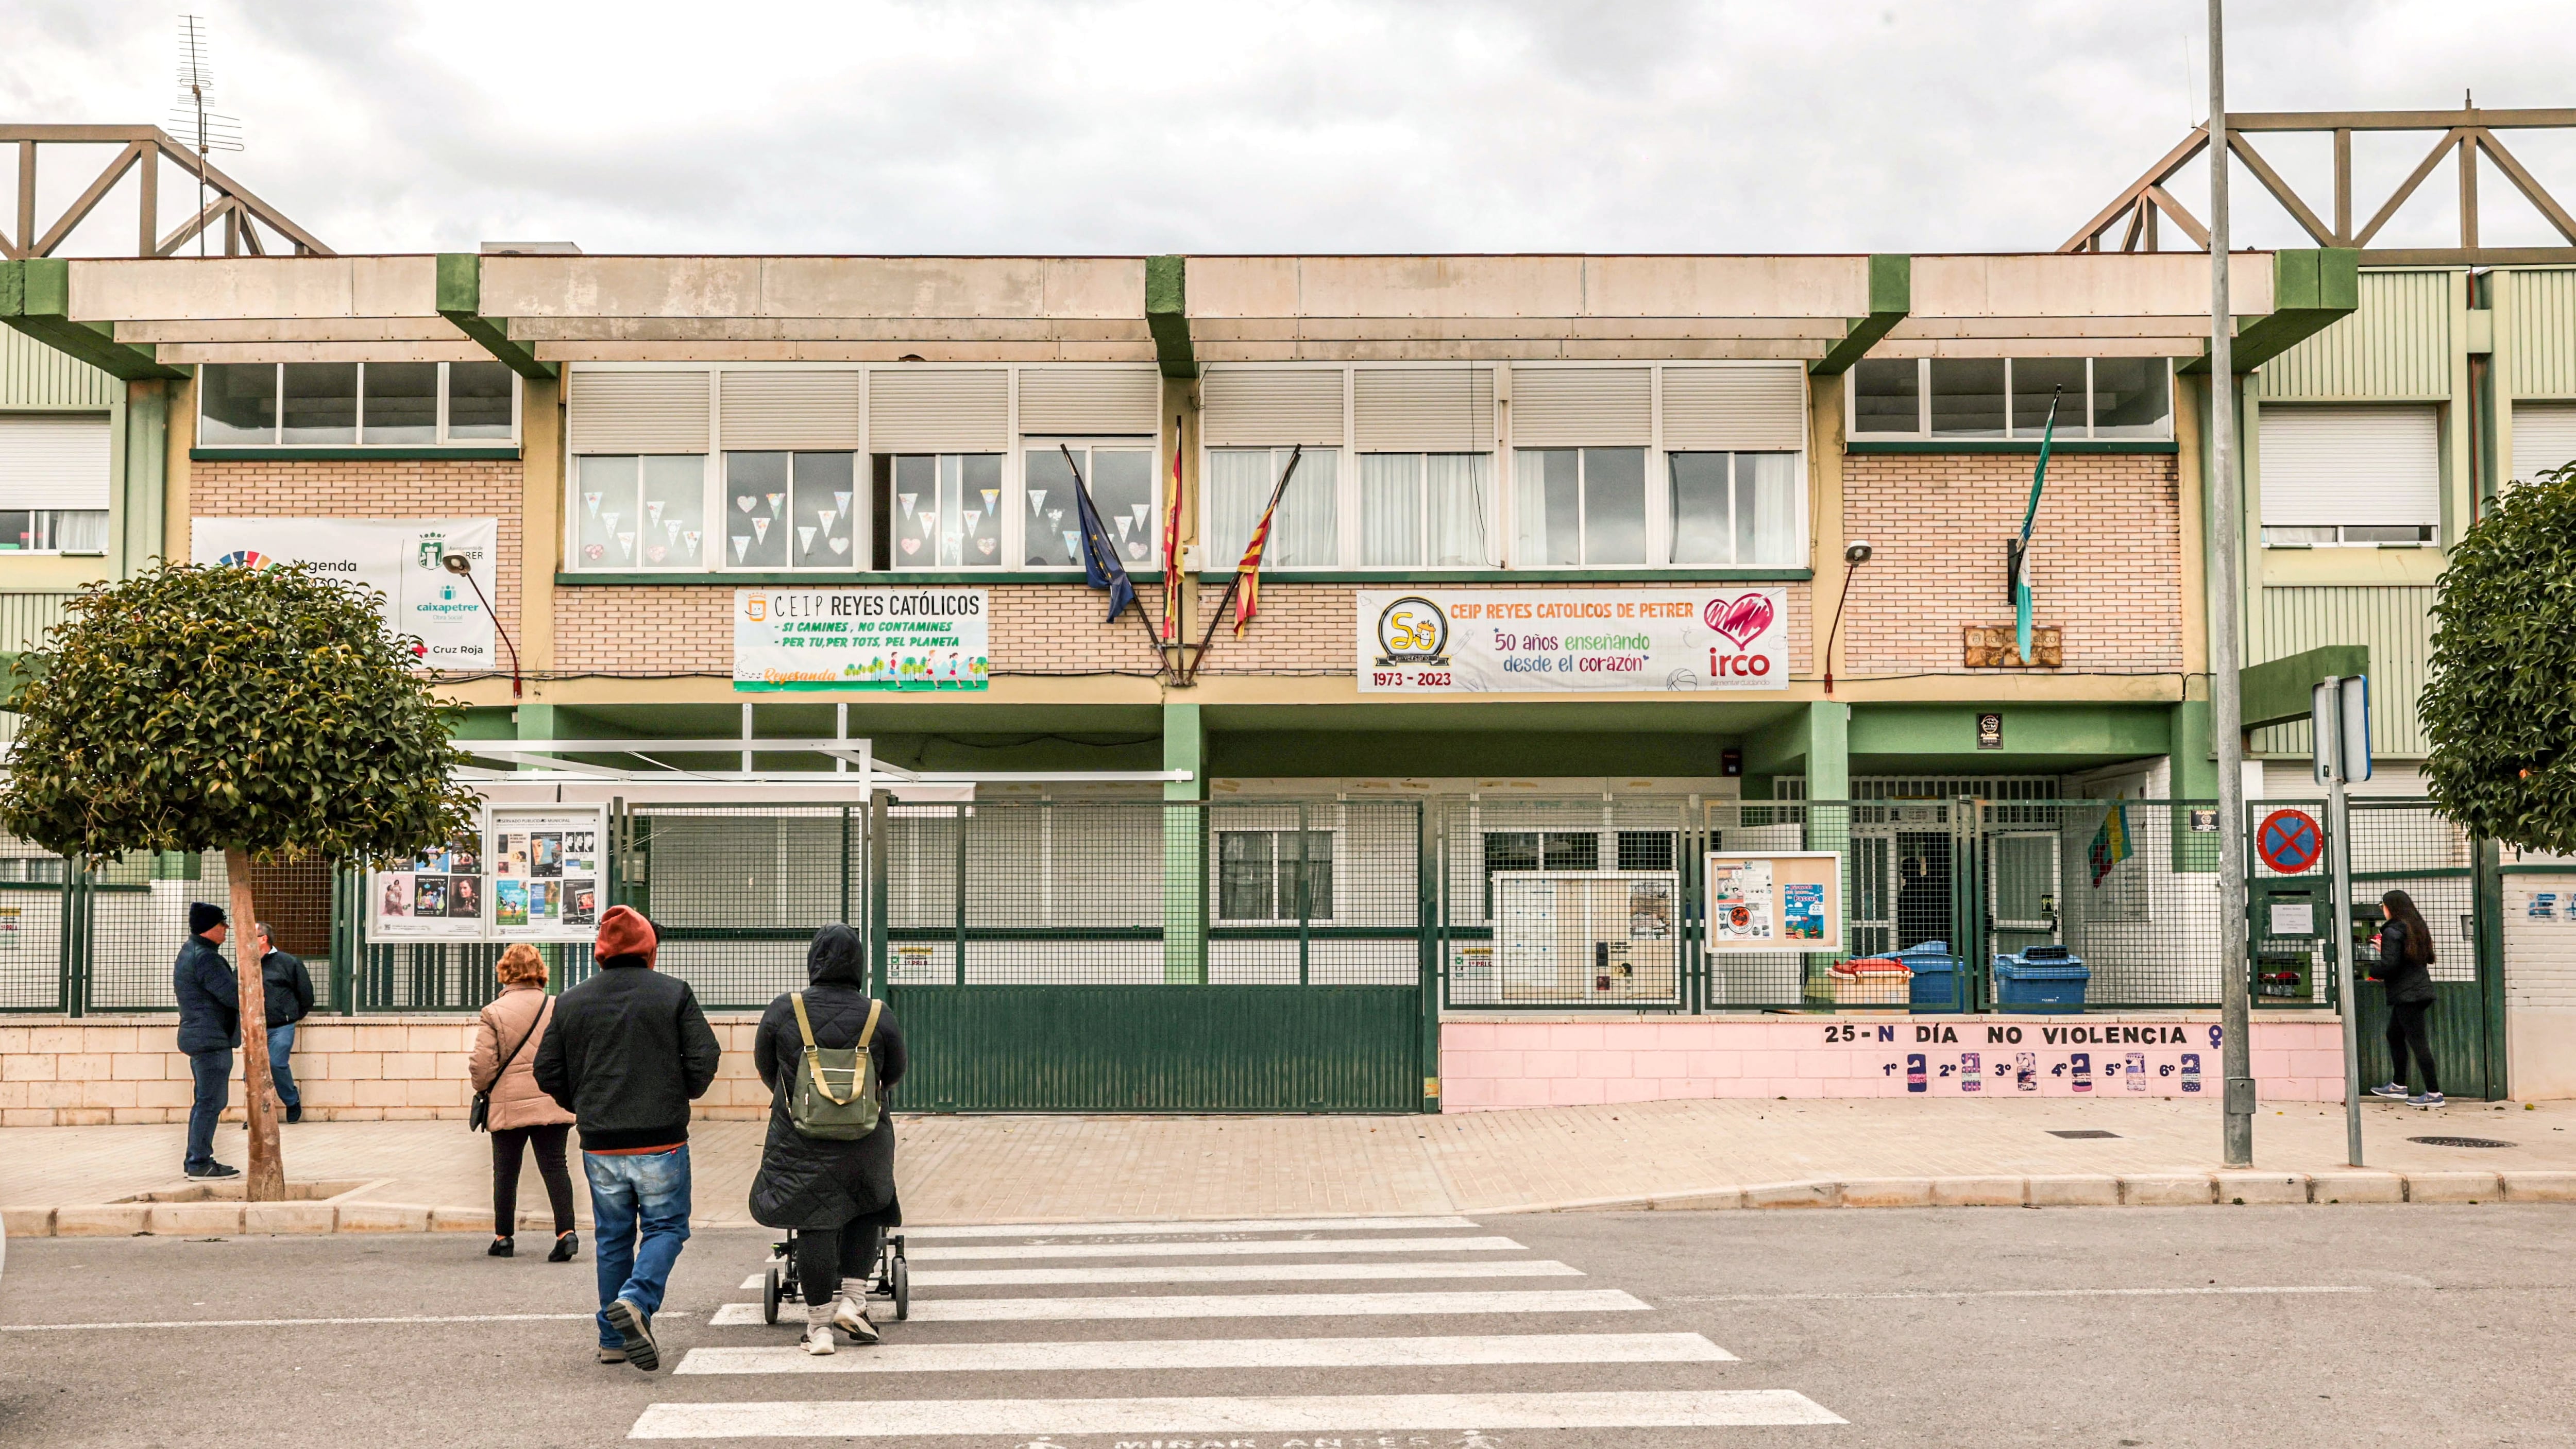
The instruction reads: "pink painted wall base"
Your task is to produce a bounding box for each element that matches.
[1437,1013,2347,1110]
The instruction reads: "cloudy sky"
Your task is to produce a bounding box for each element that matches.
[4,0,2573,258]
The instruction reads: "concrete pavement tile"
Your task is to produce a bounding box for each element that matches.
[2308,1170,2405,1203]
[2404,1170,2501,1203]
[2213,1171,2309,1205]
[2024,1174,2121,1206]
[2119,1173,2216,1206]
[1930,1175,2025,1207]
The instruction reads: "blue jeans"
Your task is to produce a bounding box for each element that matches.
[185,1048,232,1171]
[584,1146,692,1348]
[266,1023,300,1111]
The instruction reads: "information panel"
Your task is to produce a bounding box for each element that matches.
[1357,588,1790,693]
[366,804,608,944]
[1703,850,1844,953]
[734,588,989,692]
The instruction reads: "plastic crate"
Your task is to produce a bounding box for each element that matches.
[1895,941,1964,1014]
[1993,950,2089,1011]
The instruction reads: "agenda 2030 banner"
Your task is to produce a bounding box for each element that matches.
[734,588,989,691]
[1356,588,1790,693]
[190,517,498,669]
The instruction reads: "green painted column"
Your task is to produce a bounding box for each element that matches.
[516,703,557,745]
[119,380,168,580]
[1806,702,1852,1001]
[2169,699,2219,872]
[1162,702,1207,984]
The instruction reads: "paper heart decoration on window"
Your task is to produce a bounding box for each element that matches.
[647,545,667,563]
[829,536,850,555]
[976,536,995,556]
[737,496,756,513]
[900,536,919,556]
[583,543,604,561]
[1703,592,1777,649]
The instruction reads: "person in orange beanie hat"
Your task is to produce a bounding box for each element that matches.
[535,905,720,1369]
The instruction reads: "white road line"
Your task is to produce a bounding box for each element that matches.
[0,1311,667,1332]
[1663,1285,2377,1305]
[902,1216,1480,1239]
[630,1389,1845,1438]
[909,1234,1530,1262]
[738,1260,1580,1291]
[673,1331,1736,1375]
[708,1288,1650,1325]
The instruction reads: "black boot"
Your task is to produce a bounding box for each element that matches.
[549,1231,580,1263]
[488,1236,514,1258]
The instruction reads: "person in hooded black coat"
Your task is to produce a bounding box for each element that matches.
[751,923,906,1351]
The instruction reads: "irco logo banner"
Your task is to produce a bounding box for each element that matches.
[190,517,498,667]
[734,588,990,692]
[1357,588,1790,692]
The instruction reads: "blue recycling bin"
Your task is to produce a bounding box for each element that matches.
[1993,947,2090,1011]
[1895,941,1964,1013]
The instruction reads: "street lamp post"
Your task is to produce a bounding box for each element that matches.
[440,552,521,700]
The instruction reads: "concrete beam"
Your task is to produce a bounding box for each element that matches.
[435,253,557,381]
[476,255,1147,321]
[64,255,432,321]
[2240,644,2370,731]
[0,259,184,381]
[1146,254,1194,379]
[1811,254,1909,377]
[1911,252,2275,322]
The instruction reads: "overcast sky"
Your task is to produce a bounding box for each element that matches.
[5,0,2574,259]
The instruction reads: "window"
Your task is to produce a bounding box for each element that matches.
[1206,448,1337,569]
[572,454,707,570]
[1025,444,1157,569]
[1513,447,1646,565]
[1669,452,1800,567]
[1851,358,2173,441]
[1360,453,1492,567]
[0,414,111,554]
[2258,404,2440,548]
[727,452,857,568]
[1615,830,1676,872]
[1482,829,1601,911]
[197,362,520,447]
[1217,830,1335,921]
[880,454,1004,567]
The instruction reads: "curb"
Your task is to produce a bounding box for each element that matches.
[6,1170,2576,1237]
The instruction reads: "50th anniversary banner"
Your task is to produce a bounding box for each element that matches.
[1357,588,1790,693]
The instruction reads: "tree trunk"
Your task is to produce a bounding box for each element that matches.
[226,848,285,1202]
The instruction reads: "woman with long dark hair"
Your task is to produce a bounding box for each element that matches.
[2366,889,2443,1107]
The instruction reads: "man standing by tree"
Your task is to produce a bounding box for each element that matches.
[173,902,240,1180]
[256,922,315,1126]
[535,906,721,1371]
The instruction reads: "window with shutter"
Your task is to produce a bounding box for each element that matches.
[1659,365,1806,451]
[2511,401,2576,485]
[0,415,111,512]
[566,369,711,453]
[1353,368,1494,452]
[717,370,862,451]
[1017,367,1160,437]
[1201,368,1345,447]
[1510,367,1650,448]
[2259,403,2441,547]
[868,369,1008,453]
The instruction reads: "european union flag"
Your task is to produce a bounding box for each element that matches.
[1066,446,1137,624]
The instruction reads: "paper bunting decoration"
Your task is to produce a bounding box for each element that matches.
[766,492,785,517]
[963,508,982,534]
[732,535,751,561]
[835,490,853,516]
[1062,530,1081,559]
[583,491,602,516]
[616,532,635,559]
[601,512,620,535]
[752,517,771,544]
[1027,489,1047,515]
[1115,515,1134,541]
[829,536,850,555]
[1132,503,1150,527]
[899,492,917,517]
[981,488,998,513]
[647,500,665,527]
[682,530,701,556]
[797,525,817,554]
[919,512,937,536]
[816,508,837,533]
[666,520,682,544]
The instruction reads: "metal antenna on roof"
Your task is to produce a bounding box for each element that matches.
[169,15,244,258]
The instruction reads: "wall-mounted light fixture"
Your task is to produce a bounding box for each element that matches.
[1822,540,1873,696]
[442,552,522,700]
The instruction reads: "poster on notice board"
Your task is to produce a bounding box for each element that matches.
[366,804,608,944]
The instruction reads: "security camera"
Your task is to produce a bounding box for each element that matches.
[1843,541,1874,565]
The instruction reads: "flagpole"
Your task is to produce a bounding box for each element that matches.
[2014,385,2061,666]
[1185,444,1303,684]
[1059,444,1172,678]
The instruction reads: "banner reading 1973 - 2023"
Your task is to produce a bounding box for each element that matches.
[1357,588,1790,693]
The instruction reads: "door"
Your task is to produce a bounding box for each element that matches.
[1987,831,2062,963]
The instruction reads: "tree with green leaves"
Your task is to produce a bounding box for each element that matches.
[2423,461,2576,854]
[0,561,477,1199]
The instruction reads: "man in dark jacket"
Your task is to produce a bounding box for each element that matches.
[751,923,906,1353]
[535,906,721,1371]
[172,902,240,1180]
[255,924,315,1125]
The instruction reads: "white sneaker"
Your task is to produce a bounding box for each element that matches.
[801,1322,836,1356]
[832,1296,879,1345]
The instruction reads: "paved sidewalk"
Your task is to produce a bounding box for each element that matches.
[7,1097,2572,1229]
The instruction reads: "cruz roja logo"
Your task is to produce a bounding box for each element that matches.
[1374,595,1450,667]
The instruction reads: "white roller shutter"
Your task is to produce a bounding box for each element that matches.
[1353,367,1494,452]
[566,369,709,453]
[1511,366,1650,447]
[1018,366,1160,436]
[1201,368,1345,446]
[0,414,111,509]
[2259,404,2438,526]
[868,369,1008,453]
[1660,364,1807,451]
[717,369,862,450]
[2511,401,2576,485]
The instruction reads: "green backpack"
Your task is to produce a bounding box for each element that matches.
[786,994,883,1140]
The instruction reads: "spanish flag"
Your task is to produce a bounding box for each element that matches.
[2088,803,2132,887]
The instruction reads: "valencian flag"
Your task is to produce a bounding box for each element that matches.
[1160,418,1185,642]
[1068,450,1137,624]
[1232,483,1282,638]
[2014,386,2061,665]
[2088,802,2133,886]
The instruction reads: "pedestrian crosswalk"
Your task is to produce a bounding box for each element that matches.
[640,1214,1845,1441]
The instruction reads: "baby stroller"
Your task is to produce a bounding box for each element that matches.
[761,1228,909,1324]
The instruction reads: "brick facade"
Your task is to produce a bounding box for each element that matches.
[187,458,525,645]
[1841,453,2182,678]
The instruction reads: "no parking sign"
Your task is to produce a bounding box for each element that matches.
[2256,808,2325,875]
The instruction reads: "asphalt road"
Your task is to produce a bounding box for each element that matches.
[1,1204,2568,1448]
